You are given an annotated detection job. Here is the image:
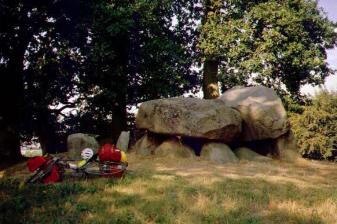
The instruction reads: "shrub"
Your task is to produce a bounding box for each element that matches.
[289,91,337,160]
[282,94,307,114]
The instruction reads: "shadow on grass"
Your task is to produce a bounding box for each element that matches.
[0,179,97,224]
[0,168,333,224]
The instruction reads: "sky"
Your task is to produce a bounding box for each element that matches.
[301,0,337,95]
[320,0,337,73]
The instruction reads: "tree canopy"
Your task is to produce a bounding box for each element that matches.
[199,0,337,95]
[78,0,200,139]
[0,0,85,157]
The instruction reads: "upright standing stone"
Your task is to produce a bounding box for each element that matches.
[155,138,195,158]
[234,147,272,162]
[116,131,130,152]
[274,131,300,161]
[67,133,99,159]
[200,143,238,164]
[133,132,164,156]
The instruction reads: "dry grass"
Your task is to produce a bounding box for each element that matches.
[1,153,337,223]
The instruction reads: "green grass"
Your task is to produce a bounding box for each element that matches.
[1,154,337,223]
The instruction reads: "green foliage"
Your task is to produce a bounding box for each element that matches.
[0,0,201,155]
[282,94,306,114]
[0,0,88,155]
[198,0,337,94]
[79,0,200,138]
[289,91,337,160]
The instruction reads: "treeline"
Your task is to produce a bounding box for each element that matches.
[0,0,336,160]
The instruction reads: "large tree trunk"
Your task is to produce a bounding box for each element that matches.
[202,0,220,99]
[111,103,127,141]
[35,109,66,154]
[0,8,31,161]
[203,59,220,99]
[0,46,26,161]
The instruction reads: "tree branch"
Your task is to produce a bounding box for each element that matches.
[49,103,76,114]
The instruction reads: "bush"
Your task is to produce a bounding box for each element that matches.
[282,94,305,114]
[289,91,337,160]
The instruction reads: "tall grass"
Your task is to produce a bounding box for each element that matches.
[1,154,337,223]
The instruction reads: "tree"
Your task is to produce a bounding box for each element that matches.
[0,0,201,159]
[79,0,200,140]
[200,0,221,99]
[198,0,337,96]
[0,0,86,158]
[289,91,337,160]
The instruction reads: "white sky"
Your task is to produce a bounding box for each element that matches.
[301,0,337,95]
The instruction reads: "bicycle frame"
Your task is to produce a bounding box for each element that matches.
[26,154,128,184]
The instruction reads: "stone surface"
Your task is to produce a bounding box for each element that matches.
[155,138,195,158]
[67,133,99,159]
[274,131,300,162]
[234,147,272,162]
[200,143,238,164]
[116,131,130,152]
[132,133,163,156]
[218,85,289,141]
[136,97,242,141]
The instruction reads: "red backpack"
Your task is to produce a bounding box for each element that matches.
[27,156,47,172]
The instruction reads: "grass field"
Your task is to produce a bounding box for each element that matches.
[1,153,337,224]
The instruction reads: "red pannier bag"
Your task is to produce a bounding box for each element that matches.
[98,144,122,162]
[27,156,47,172]
[42,165,62,184]
[27,156,62,183]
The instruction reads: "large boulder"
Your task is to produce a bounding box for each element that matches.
[155,138,195,158]
[136,97,242,141]
[234,147,272,162]
[67,133,99,159]
[218,86,289,141]
[200,143,238,164]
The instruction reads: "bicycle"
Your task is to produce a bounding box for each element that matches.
[25,151,128,184]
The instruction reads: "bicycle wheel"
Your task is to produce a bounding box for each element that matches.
[83,161,102,176]
[84,161,127,177]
